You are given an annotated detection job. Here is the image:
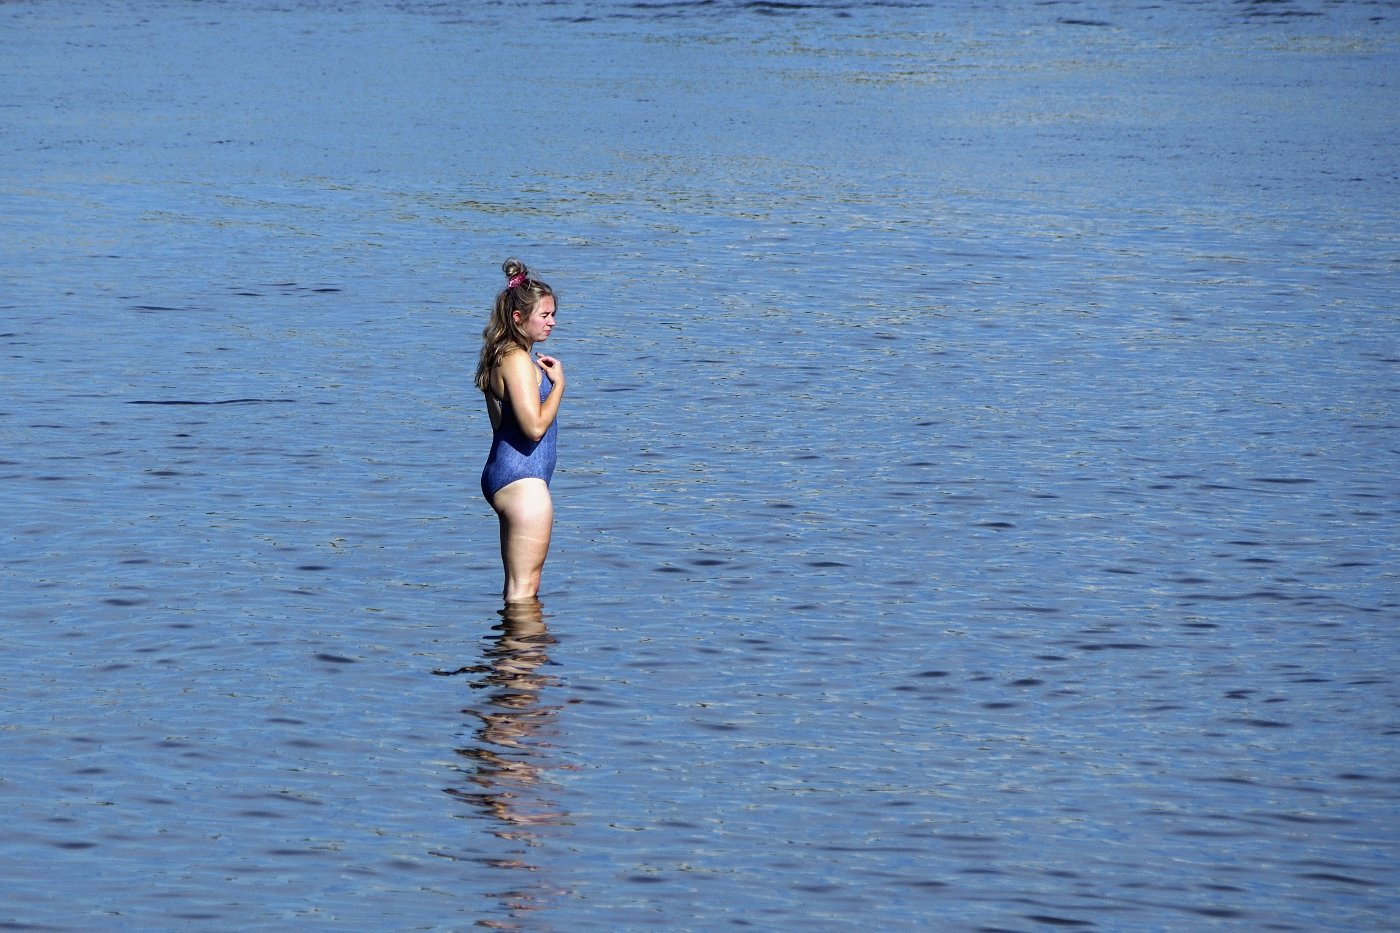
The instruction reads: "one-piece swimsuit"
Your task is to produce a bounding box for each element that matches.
[480,366,557,500]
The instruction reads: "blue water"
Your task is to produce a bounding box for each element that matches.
[2,0,1398,929]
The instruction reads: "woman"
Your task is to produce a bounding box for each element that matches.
[476,258,565,602]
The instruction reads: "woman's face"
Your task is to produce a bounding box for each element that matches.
[515,295,556,344]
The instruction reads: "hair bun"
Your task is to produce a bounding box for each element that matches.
[501,258,528,282]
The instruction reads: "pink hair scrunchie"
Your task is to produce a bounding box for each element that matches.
[507,273,527,288]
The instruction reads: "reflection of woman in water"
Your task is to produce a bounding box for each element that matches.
[441,598,566,890]
[438,600,566,927]
[449,600,563,834]
[476,259,565,602]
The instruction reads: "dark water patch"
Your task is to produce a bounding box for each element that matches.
[1172,827,1253,838]
[1024,916,1096,927]
[128,398,295,405]
[1185,906,1247,919]
[1058,18,1111,27]
[627,0,720,11]
[1267,812,1356,826]
[314,653,358,664]
[1296,871,1380,887]
[744,1,826,15]
[1179,590,1292,602]
[1244,8,1323,19]
[1223,718,1292,728]
[432,664,488,676]
[253,282,344,294]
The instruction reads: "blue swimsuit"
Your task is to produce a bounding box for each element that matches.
[480,368,557,500]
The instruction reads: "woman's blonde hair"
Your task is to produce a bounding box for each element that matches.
[474,258,555,393]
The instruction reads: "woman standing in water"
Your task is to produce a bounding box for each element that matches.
[476,259,565,602]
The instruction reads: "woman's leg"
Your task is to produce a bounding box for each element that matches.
[490,478,554,602]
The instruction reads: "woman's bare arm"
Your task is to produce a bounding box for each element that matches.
[499,348,564,442]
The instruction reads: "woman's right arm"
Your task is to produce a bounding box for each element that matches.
[499,349,564,442]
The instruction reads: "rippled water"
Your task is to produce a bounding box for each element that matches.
[3,0,1398,929]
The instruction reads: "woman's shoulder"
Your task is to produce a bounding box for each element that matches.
[496,346,533,372]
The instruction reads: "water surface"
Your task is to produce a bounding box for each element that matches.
[2,0,1397,929]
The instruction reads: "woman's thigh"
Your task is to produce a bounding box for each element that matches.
[491,478,553,546]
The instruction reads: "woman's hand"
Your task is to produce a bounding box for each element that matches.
[535,352,565,389]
